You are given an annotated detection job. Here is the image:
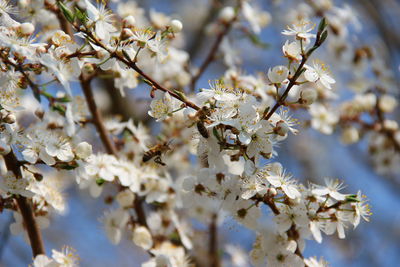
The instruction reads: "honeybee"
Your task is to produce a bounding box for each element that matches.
[193,106,211,139]
[142,141,172,166]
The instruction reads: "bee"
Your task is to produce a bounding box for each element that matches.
[193,106,211,139]
[196,121,209,138]
[142,141,172,166]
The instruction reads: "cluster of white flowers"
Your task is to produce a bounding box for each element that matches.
[0,0,394,266]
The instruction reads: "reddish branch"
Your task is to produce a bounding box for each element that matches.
[209,213,219,267]
[79,76,119,155]
[77,27,201,111]
[3,152,45,257]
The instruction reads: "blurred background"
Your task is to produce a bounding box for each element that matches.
[1,0,400,266]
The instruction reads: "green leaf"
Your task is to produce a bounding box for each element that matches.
[345,194,359,202]
[212,127,222,142]
[246,32,270,49]
[57,162,78,170]
[75,7,88,24]
[317,18,328,34]
[58,1,75,24]
[319,30,328,45]
[52,104,66,114]
[173,89,187,101]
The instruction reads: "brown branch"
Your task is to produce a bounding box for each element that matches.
[190,17,237,92]
[186,0,229,59]
[79,75,119,155]
[77,27,201,111]
[209,213,219,267]
[3,152,45,257]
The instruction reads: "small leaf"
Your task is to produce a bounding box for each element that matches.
[58,2,75,24]
[75,7,88,24]
[319,30,328,45]
[245,32,270,49]
[317,18,328,34]
[173,89,187,101]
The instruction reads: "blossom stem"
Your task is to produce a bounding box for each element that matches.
[3,152,45,257]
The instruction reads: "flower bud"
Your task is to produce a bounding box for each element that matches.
[82,63,95,76]
[170,19,183,33]
[116,190,135,208]
[383,120,398,131]
[19,22,35,35]
[341,127,359,144]
[379,95,397,113]
[132,226,153,250]
[219,6,235,22]
[123,15,136,28]
[267,187,277,197]
[75,142,92,159]
[300,88,318,105]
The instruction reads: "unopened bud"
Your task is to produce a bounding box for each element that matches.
[383,120,398,131]
[132,226,153,250]
[379,95,397,113]
[82,63,95,76]
[267,187,277,197]
[116,190,135,208]
[170,19,183,33]
[123,15,136,28]
[300,88,317,105]
[341,127,359,144]
[219,6,235,23]
[19,22,35,35]
[75,142,92,159]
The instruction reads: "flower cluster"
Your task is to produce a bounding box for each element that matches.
[0,0,389,266]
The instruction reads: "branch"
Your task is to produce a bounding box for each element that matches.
[209,213,219,267]
[79,75,119,155]
[3,152,45,257]
[190,15,238,92]
[79,28,201,110]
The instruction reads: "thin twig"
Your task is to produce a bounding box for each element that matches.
[79,75,119,155]
[190,16,237,92]
[209,213,219,267]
